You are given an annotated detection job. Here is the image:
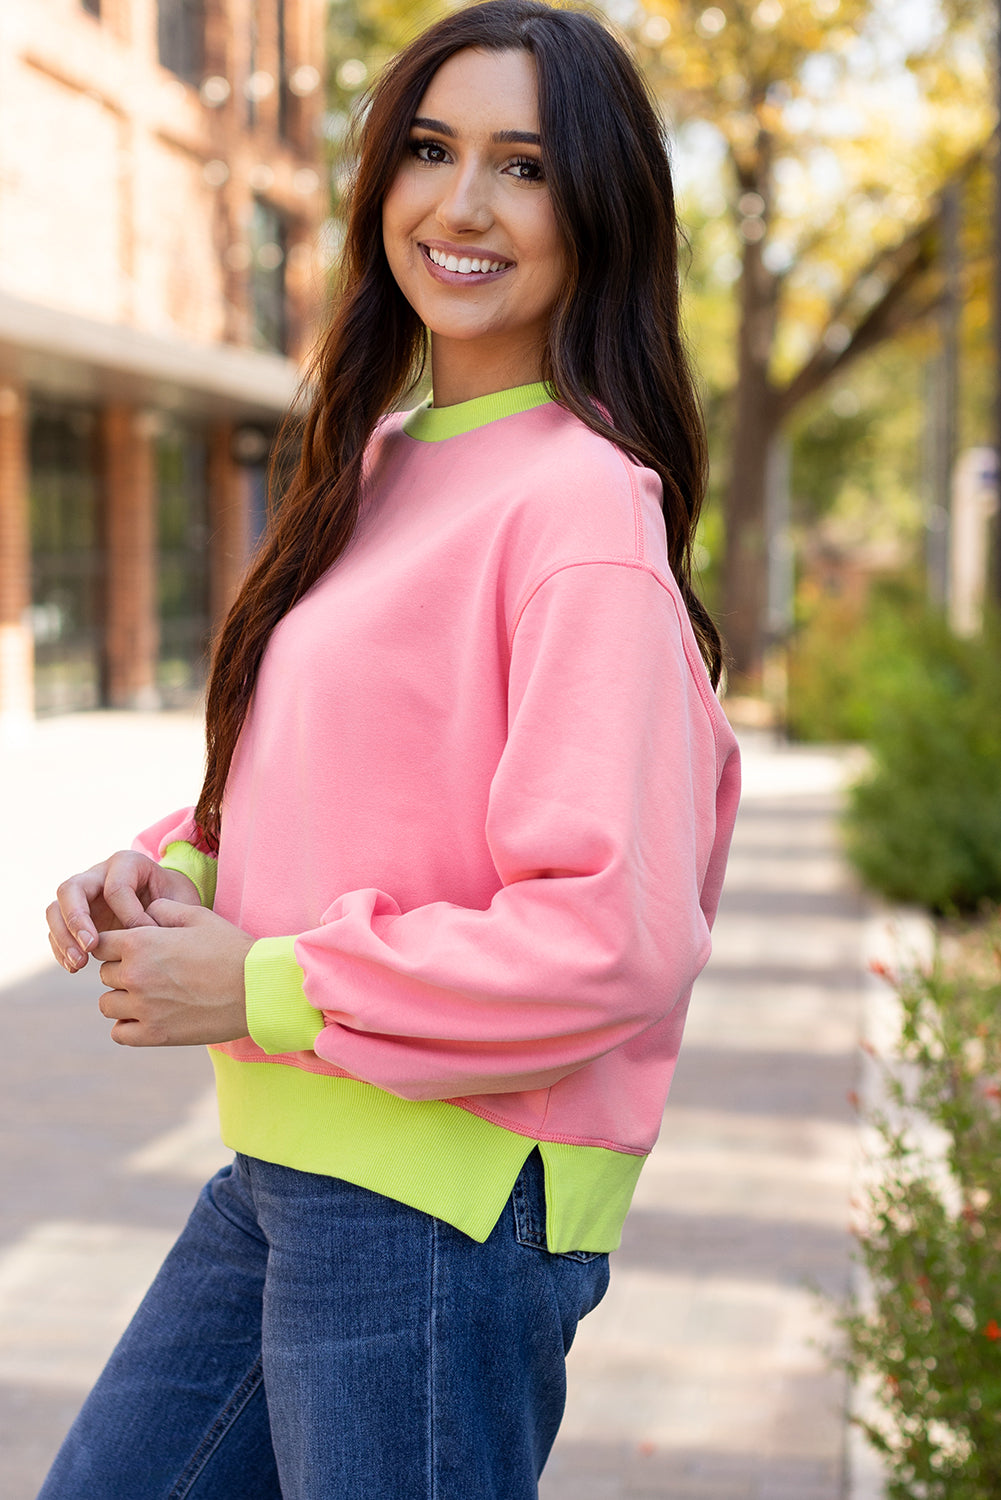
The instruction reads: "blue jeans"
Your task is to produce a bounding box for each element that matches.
[38,1149,609,1499]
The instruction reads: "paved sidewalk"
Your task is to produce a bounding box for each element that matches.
[0,713,882,1497]
[0,710,210,989]
[541,734,876,1500]
[0,711,219,1497]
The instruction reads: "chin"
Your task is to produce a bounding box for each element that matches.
[426,317,509,345]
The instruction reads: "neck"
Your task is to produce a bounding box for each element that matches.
[429,334,546,408]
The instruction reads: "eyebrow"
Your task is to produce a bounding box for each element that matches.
[411,116,541,146]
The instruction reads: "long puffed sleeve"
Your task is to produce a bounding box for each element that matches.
[244,560,736,1101]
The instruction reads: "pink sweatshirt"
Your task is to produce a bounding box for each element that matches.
[139,383,740,1252]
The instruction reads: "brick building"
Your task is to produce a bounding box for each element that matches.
[0,0,328,727]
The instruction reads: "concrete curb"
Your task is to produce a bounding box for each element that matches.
[844,910,937,1500]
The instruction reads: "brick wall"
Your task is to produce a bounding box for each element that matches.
[0,0,326,359]
[0,386,32,727]
[102,404,158,708]
[208,423,252,627]
[0,0,327,719]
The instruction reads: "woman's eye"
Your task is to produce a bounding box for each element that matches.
[409,138,450,165]
[405,140,543,180]
[507,157,545,183]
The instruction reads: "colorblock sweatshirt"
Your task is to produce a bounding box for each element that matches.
[136,383,741,1253]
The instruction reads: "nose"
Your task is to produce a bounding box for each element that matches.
[435,162,493,236]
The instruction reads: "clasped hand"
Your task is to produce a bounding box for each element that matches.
[47,851,254,1047]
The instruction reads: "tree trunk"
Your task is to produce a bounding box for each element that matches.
[721,221,779,688]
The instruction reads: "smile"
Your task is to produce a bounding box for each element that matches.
[421,244,513,277]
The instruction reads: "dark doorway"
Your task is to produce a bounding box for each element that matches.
[157,421,211,705]
[28,401,105,714]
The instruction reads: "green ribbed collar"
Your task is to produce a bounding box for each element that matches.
[403,381,556,442]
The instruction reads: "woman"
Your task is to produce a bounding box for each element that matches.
[42,2,740,1496]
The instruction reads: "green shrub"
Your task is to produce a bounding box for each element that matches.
[843,614,1001,912]
[785,581,927,744]
[837,921,1001,1499]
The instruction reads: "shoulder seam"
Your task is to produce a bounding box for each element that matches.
[509,557,663,641]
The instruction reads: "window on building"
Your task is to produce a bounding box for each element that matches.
[157,423,211,704]
[158,0,205,87]
[28,403,105,714]
[249,199,288,354]
[277,0,290,141]
[247,0,260,129]
[231,424,274,547]
[246,0,292,134]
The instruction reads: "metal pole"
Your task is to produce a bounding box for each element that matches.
[928,181,961,610]
[995,0,1001,599]
[763,434,792,725]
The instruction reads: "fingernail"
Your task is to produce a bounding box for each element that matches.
[67,946,83,967]
[76,931,92,951]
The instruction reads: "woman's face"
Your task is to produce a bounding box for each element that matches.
[381,47,567,401]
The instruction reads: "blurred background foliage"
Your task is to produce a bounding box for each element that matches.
[838,917,1001,1496]
[844,608,1001,912]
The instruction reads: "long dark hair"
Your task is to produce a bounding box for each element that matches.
[195,0,722,851]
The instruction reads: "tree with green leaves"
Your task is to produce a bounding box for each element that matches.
[632,0,992,684]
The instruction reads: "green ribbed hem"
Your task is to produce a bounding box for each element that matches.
[160,841,218,909]
[403,381,555,442]
[538,1139,644,1253]
[245,936,322,1055]
[209,1051,645,1252]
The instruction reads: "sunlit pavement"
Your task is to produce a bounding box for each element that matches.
[0,710,223,1497]
[542,733,882,1500]
[0,715,883,1498]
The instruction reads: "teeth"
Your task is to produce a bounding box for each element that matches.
[427,247,507,275]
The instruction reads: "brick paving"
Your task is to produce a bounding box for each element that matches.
[542,735,873,1500]
[0,715,880,1498]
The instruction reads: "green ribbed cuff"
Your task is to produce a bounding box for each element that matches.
[245,935,323,1055]
[160,841,218,909]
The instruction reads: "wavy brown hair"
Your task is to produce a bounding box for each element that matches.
[194,0,722,851]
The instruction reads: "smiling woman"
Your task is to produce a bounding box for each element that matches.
[39,4,740,1499]
[382,48,567,403]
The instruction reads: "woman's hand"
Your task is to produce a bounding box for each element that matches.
[47,852,202,973]
[94,900,254,1048]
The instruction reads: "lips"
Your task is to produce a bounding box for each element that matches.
[419,242,514,285]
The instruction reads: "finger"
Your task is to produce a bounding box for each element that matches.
[110,1017,142,1046]
[103,862,158,930]
[110,1017,166,1048]
[98,987,135,1021]
[55,868,109,953]
[49,931,83,974]
[47,902,87,971]
[98,959,124,990]
[92,931,125,963]
[146,898,204,929]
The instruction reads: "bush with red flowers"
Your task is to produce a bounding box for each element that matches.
[837,918,1001,1498]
